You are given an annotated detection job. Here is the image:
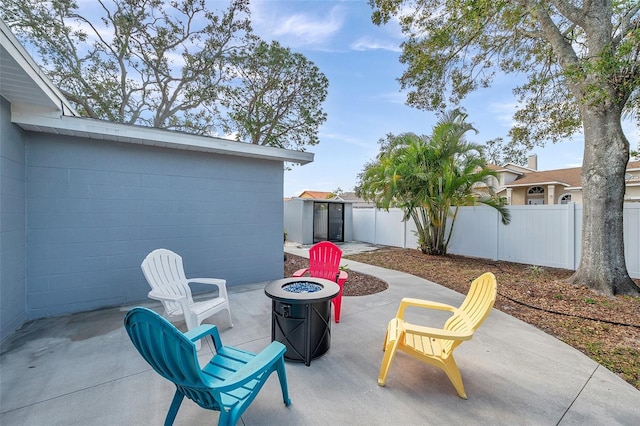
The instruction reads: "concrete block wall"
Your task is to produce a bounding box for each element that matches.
[24,133,285,320]
[1,98,27,341]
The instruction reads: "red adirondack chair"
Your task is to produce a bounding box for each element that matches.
[292,241,348,323]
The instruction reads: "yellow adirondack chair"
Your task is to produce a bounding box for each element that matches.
[377,272,497,399]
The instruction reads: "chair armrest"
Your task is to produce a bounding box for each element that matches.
[186,278,229,300]
[187,278,227,287]
[338,270,348,283]
[210,341,287,392]
[403,323,473,341]
[396,297,457,319]
[292,268,309,277]
[147,291,192,322]
[148,290,186,302]
[183,324,223,349]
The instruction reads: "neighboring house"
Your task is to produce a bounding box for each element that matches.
[331,191,373,207]
[481,155,640,205]
[331,191,356,201]
[297,190,333,199]
[0,20,313,342]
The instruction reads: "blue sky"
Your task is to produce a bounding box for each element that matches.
[249,1,639,197]
[23,0,637,197]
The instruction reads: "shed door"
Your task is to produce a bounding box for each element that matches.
[313,202,344,243]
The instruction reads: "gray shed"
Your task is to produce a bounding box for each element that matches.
[284,197,354,245]
[0,20,313,342]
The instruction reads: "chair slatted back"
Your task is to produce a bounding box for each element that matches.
[307,241,343,282]
[141,249,194,314]
[125,307,291,424]
[443,272,496,353]
[125,308,222,409]
[125,308,203,384]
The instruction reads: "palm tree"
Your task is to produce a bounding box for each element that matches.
[357,109,510,255]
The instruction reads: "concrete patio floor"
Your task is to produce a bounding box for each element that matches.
[1,244,639,425]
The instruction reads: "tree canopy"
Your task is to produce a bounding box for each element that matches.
[482,137,529,166]
[2,0,328,151]
[220,40,328,149]
[370,0,639,295]
[371,0,639,151]
[357,110,510,255]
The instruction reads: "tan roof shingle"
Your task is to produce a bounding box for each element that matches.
[297,191,333,199]
[505,161,640,188]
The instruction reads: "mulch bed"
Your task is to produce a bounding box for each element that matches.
[284,247,640,390]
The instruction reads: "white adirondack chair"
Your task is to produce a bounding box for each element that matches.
[141,249,233,350]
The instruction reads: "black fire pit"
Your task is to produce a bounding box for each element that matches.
[264,277,340,366]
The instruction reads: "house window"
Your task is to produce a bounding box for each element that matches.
[559,194,572,204]
[527,186,545,205]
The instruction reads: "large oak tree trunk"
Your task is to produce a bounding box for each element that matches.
[569,107,639,296]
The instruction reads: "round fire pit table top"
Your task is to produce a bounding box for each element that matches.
[264,277,340,303]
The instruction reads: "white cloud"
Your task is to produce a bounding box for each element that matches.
[276,9,343,40]
[251,3,346,48]
[372,91,406,105]
[321,131,370,148]
[488,101,519,127]
[350,36,401,52]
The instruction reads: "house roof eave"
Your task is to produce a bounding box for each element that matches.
[12,113,315,165]
[502,163,535,173]
[486,164,524,175]
[0,19,78,116]
[3,18,312,165]
[292,197,356,203]
[505,181,570,188]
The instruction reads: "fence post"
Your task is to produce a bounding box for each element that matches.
[402,213,407,248]
[494,207,500,261]
[373,208,377,245]
[568,202,576,270]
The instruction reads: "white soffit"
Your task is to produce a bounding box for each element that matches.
[0,19,77,114]
[13,113,314,164]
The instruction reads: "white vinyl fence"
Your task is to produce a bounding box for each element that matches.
[352,203,640,279]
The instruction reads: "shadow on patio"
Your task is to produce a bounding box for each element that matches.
[2,252,639,425]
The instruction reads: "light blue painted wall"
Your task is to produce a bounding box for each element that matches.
[284,198,305,243]
[25,133,285,319]
[0,97,27,341]
[283,198,353,245]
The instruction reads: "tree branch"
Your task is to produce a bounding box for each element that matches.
[613,4,640,46]
[531,4,582,75]
[549,0,587,28]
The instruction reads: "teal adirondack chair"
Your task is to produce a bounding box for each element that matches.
[124,307,291,426]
